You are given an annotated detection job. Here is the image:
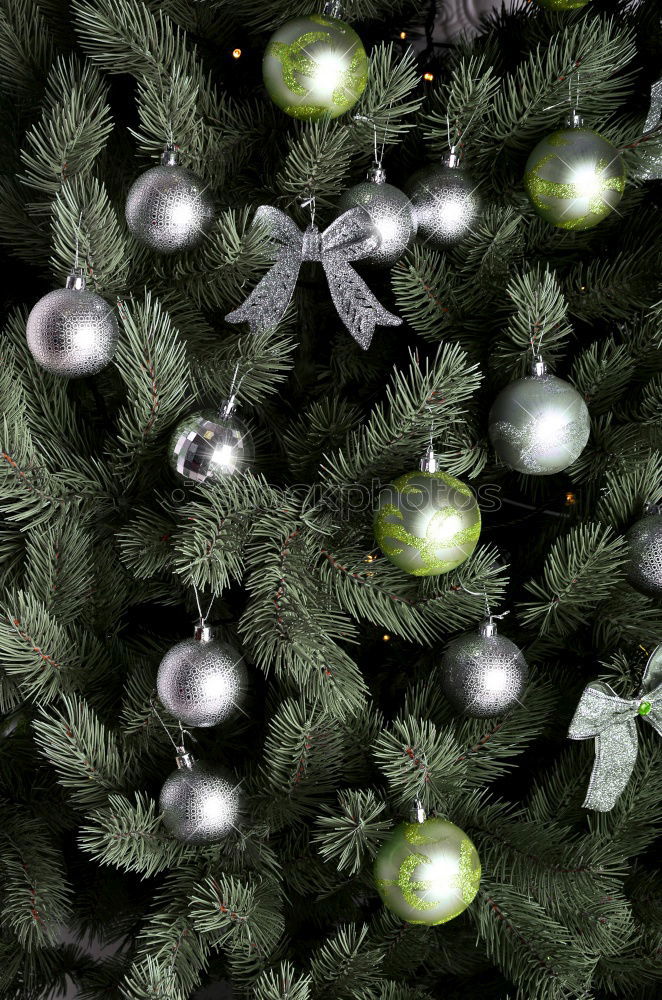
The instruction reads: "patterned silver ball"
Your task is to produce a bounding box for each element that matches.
[488,369,590,476]
[26,278,119,378]
[406,163,479,247]
[625,510,662,597]
[337,174,416,266]
[440,624,529,717]
[160,755,239,843]
[170,409,253,483]
[125,151,214,254]
[157,632,247,728]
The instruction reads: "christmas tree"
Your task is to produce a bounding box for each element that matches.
[0,0,661,997]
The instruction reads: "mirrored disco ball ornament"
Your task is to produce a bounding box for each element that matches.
[26,269,119,377]
[125,146,214,253]
[374,449,481,577]
[374,816,481,925]
[440,618,529,717]
[262,3,368,120]
[524,111,625,230]
[488,356,590,475]
[170,399,253,483]
[160,748,239,843]
[157,620,248,728]
[337,163,416,266]
[625,505,662,597]
[405,149,479,247]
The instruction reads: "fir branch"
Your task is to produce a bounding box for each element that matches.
[80,793,187,877]
[312,789,391,875]
[373,718,467,811]
[189,874,284,958]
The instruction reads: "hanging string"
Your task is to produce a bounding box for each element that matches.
[458,581,510,625]
[193,584,214,624]
[74,210,83,271]
[150,696,194,753]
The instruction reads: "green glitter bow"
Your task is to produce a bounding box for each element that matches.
[568,644,662,811]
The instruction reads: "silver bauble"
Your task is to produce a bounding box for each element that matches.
[625,507,662,597]
[374,816,481,925]
[337,164,416,266]
[125,147,214,254]
[488,357,590,476]
[26,270,119,378]
[406,152,479,247]
[440,619,529,717]
[160,749,239,843]
[170,402,253,483]
[157,622,248,728]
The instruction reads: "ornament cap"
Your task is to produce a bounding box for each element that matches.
[367,162,387,185]
[65,268,86,292]
[643,502,662,517]
[530,354,548,378]
[323,0,344,16]
[479,618,498,638]
[565,109,584,129]
[420,446,438,473]
[194,619,215,643]
[219,396,237,419]
[410,799,427,824]
[175,746,195,769]
[443,146,461,169]
[161,144,180,167]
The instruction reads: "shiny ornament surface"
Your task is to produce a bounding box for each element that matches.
[488,363,590,475]
[440,621,529,717]
[26,271,119,378]
[536,0,590,8]
[374,468,481,577]
[170,407,253,483]
[337,166,416,266]
[157,626,247,728]
[374,818,481,925]
[406,160,479,246]
[524,121,625,230]
[125,148,214,253]
[160,752,239,843]
[262,13,368,120]
[625,509,662,597]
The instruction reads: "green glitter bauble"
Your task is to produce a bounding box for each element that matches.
[374,469,481,577]
[523,126,625,230]
[262,14,368,121]
[374,818,481,926]
[536,0,590,9]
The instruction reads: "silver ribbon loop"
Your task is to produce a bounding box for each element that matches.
[568,644,662,811]
[224,205,402,350]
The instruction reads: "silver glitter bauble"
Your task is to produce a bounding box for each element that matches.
[625,506,662,597]
[160,749,239,843]
[170,401,253,483]
[524,112,625,231]
[440,619,529,717]
[488,356,590,476]
[157,621,248,728]
[405,151,479,247]
[125,146,214,254]
[374,816,481,925]
[337,164,416,266]
[26,270,119,378]
[374,449,481,577]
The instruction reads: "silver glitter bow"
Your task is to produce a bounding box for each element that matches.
[568,644,662,812]
[224,205,401,350]
[632,79,662,181]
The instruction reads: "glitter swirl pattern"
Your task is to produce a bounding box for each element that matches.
[374,818,481,925]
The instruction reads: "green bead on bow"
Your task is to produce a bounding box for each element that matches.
[568,644,662,812]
